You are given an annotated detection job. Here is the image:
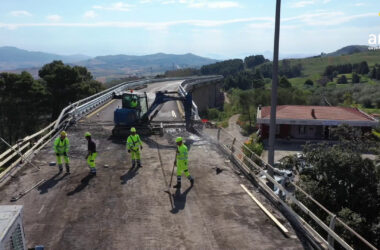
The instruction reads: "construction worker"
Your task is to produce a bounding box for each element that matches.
[126,127,142,168]
[130,97,138,108]
[173,137,194,189]
[54,131,70,173]
[85,132,97,175]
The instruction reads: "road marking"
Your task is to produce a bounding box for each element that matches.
[240,184,289,236]
[38,205,45,214]
[86,99,117,119]
[171,110,177,118]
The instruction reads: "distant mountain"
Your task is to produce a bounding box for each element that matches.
[78,52,217,72]
[0,46,91,70]
[76,52,218,79]
[326,45,369,57]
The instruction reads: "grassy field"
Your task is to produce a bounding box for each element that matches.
[288,50,380,76]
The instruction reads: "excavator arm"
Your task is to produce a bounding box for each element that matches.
[141,91,193,129]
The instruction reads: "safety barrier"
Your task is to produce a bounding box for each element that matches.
[178,75,223,120]
[202,127,377,250]
[0,76,222,184]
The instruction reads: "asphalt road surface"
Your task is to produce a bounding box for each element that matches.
[0,80,304,249]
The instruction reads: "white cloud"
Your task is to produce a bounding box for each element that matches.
[46,15,62,22]
[10,10,32,17]
[159,0,240,8]
[290,0,331,8]
[283,11,376,26]
[353,3,365,7]
[0,11,375,30]
[93,2,134,11]
[84,10,97,19]
[290,1,315,8]
[188,1,240,8]
[140,0,152,3]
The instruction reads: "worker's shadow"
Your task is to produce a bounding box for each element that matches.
[170,185,193,214]
[66,174,95,196]
[38,172,69,194]
[120,167,139,185]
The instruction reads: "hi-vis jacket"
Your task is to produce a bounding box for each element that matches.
[126,134,142,151]
[54,137,70,154]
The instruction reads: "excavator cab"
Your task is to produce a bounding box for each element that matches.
[113,91,148,129]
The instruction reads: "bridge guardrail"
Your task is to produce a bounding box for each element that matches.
[202,127,377,250]
[178,75,223,120]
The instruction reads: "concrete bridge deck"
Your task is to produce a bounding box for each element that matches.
[0,81,304,249]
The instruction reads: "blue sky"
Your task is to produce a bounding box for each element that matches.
[0,0,379,59]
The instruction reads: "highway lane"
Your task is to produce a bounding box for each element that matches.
[0,80,304,249]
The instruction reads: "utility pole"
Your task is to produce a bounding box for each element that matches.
[268,0,281,188]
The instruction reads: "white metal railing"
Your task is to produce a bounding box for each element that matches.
[202,127,377,250]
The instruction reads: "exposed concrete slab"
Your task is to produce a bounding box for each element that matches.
[0,80,304,249]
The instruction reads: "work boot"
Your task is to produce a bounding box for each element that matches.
[137,160,142,168]
[58,164,63,172]
[132,159,136,168]
[65,164,70,174]
[90,168,96,176]
[190,178,194,186]
[173,182,181,189]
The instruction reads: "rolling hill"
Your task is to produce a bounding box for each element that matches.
[0,47,218,81]
[76,53,218,79]
[0,46,91,70]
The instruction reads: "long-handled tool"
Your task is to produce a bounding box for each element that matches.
[10,179,46,202]
[168,157,176,189]
[155,137,174,209]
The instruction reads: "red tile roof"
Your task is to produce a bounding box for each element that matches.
[260,105,376,122]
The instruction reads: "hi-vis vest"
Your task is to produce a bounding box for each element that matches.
[127,134,142,150]
[176,144,188,162]
[54,137,70,154]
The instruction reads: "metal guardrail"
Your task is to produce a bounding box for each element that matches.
[0,76,223,184]
[178,75,223,120]
[202,127,377,250]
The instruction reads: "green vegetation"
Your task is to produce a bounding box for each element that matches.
[0,61,104,151]
[297,125,380,249]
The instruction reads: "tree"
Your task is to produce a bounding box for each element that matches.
[0,72,48,144]
[244,55,267,69]
[352,72,361,83]
[39,61,104,119]
[370,66,377,79]
[304,79,314,87]
[279,76,291,88]
[358,61,370,74]
[200,59,244,76]
[298,126,380,249]
[252,69,265,89]
[324,65,336,80]
[238,91,255,128]
[337,75,348,84]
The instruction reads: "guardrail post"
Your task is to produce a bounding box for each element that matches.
[217,128,221,142]
[328,214,337,249]
[230,138,236,158]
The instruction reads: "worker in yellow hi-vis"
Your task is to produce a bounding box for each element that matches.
[173,137,194,189]
[126,127,142,168]
[54,131,70,173]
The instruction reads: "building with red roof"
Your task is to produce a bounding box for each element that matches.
[257,105,379,139]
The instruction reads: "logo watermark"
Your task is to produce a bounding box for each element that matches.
[368,13,380,50]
